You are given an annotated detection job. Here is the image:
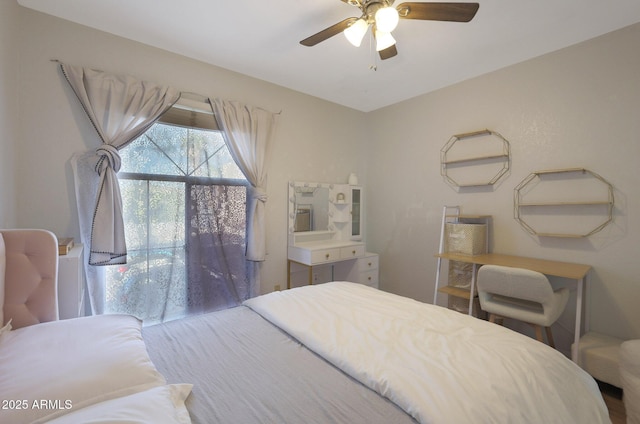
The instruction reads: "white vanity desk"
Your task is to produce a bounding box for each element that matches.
[287,243,366,287]
[287,181,378,289]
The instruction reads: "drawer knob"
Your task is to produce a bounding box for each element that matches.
[368,276,372,281]
[325,253,330,259]
[352,250,356,255]
[368,262,372,266]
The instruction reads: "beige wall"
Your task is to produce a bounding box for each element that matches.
[0,0,20,227]
[366,23,640,350]
[7,4,640,352]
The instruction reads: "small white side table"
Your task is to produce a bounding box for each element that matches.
[58,244,85,319]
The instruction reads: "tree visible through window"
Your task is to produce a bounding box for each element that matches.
[106,119,249,324]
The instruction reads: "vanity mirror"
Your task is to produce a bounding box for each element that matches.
[288,182,331,233]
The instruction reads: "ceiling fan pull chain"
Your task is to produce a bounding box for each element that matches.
[369,31,377,71]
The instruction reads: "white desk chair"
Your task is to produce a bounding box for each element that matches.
[477,264,569,348]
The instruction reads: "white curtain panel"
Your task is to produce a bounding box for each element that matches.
[61,63,180,266]
[70,150,106,314]
[211,99,279,262]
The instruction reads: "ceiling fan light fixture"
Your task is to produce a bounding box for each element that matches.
[375,30,396,51]
[344,18,369,47]
[374,6,399,33]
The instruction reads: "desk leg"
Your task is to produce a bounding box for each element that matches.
[572,276,585,364]
[434,257,443,305]
[287,260,314,288]
[468,264,478,316]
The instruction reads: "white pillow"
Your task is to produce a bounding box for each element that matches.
[42,384,193,424]
[0,314,166,424]
[0,233,5,325]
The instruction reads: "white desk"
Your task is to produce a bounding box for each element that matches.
[436,252,591,363]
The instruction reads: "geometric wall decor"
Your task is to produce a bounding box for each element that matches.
[440,129,510,188]
[514,168,614,237]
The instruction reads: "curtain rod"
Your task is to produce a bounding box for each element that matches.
[50,59,282,114]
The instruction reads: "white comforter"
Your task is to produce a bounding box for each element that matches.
[245,282,610,424]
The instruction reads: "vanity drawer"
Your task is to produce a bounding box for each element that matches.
[360,270,379,288]
[358,254,379,272]
[310,248,341,264]
[340,244,365,259]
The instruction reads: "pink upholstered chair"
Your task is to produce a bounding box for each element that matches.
[1,229,59,329]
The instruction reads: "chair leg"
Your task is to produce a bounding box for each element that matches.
[545,326,555,348]
[489,314,504,325]
[534,325,545,343]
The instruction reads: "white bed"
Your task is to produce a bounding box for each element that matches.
[1,284,610,423]
[0,230,611,423]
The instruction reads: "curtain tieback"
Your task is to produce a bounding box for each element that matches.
[95,144,122,175]
[252,187,268,203]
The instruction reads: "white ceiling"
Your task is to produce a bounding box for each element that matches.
[18,0,640,112]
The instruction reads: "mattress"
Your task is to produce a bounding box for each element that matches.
[142,305,416,424]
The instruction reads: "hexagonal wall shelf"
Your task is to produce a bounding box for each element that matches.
[440,129,510,188]
[514,168,614,237]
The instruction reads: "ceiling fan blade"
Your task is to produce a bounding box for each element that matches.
[340,0,363,7]
[379,44,398,60]
[300,17,358,46]
[396,2,479,22]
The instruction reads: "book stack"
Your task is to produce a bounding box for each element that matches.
[58,238,74,255]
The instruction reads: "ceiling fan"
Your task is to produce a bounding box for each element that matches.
[300,1,479,60]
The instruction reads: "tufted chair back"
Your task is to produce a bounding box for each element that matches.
[1,229,59,329]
